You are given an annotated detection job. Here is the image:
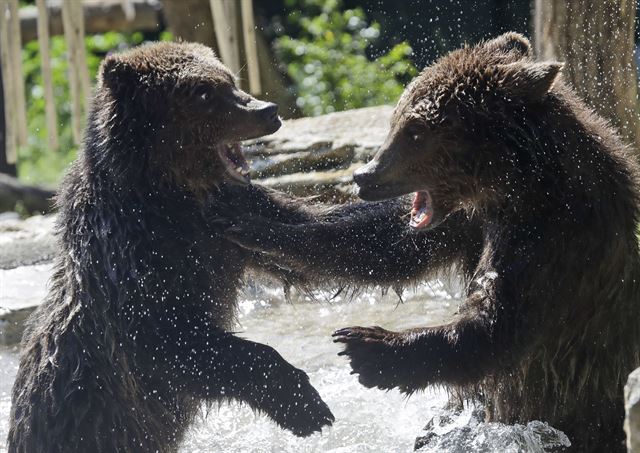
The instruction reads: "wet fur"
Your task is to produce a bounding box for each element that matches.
[7,42,334,453]
[227,34,640,452]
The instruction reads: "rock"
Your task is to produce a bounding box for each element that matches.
[249,105,392,154]
[626,367,640,453]
[257,163,362,202]
[248,105,392,198]
[0,263,53,345]
[0,215,57,269]
[0,173,56,214]
[250,143,355,179]
[0,212,20,221]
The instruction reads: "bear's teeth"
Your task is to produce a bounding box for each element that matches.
[410,190,433,229]
[410,207,433,229]
[411,208,427,224]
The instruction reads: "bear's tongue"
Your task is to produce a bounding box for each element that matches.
[218,144,250,185]
[410,191,433,229]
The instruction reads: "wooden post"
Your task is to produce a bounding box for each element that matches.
[8,0,27,147]
[62,1,82,145]
[74,2,92,111]
[0,55,17,175]
[0,0,17,165]
[62,0,90,145]
[240,0,261,94]
[210,0,240,75]
[36,0,58,151]
[120,0,136,22]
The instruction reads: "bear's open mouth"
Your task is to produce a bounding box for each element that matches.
[218,144,251,185]
[410,191,434,229]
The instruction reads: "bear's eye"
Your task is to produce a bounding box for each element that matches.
[405,123,424,142]
[193,84,210,101]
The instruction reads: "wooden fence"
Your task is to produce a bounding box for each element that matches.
[0,0,261,168]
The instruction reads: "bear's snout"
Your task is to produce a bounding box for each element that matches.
[353,162,379,187]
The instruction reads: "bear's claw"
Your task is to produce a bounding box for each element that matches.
[333,326,405,391]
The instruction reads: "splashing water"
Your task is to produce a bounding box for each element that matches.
[0,265,569,452]
[415,406,570,452]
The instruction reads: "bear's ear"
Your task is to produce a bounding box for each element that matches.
[99,55,139,93]
[497,61,564,101]
[484,32,532,60]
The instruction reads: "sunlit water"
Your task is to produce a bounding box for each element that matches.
[0,265,569,452]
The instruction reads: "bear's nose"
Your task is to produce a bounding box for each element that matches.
[353,162,378,187]
[258,102,279,122]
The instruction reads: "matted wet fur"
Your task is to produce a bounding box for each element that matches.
[6,42,338,453]
[226,33,640,452]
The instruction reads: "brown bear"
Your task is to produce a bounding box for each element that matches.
[225,33,640,452]
[7,42,335,453]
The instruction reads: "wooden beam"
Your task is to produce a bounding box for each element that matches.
[120,0,136,21]
[74,2,92,111]
[210,0,240,74]
[240,0,261,94]
[8,0,28,147]
[61,0,84,145]
[19,0,162,44]
[0,0,17,164]
[0,55,17,175]
[36,0,59,151]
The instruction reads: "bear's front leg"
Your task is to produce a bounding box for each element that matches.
[332,326,423,392]
[167,332,334,436]
[226,208,481,286]
[334,274,509,393]
[237,340,336,437]
[332,325,453,393]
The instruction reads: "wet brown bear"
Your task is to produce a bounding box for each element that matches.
[7,42,335,453]
[226,33,640,452]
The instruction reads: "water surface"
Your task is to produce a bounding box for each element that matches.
[0,267,568,452]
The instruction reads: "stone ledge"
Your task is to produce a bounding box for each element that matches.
[0,215,57,270]
[626,367,640,453]
[247,105,392,198]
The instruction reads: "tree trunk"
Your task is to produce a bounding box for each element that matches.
[534,0,640,150]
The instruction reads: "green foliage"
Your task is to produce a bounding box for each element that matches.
[17,31,172,185]
[276,0,417,116]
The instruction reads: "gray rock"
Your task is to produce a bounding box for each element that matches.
[626,367,640,452]
[257,163,362,202]
[0,215,57,344]
[0,214,57,269]
[250,143,355,179]
[0,263,52,345]
[0,212,20,221]
[249,105,392,154]
[248,105,392,198]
